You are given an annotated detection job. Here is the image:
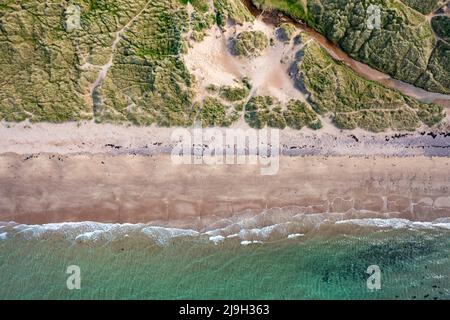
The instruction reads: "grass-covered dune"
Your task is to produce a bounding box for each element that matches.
[231,30,269,57]
[0,0,195,124]
[298,41,444,132]
[432,15,450,41]
[252,0,450,94]
[400,0,442,14]
[0,0,445,132]
[94,1,194,126]
[0,0,258,125]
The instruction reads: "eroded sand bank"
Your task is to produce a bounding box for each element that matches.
[0,154,448,228]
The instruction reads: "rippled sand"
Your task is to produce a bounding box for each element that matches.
[0,154,448,227]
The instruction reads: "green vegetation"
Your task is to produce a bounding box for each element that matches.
[0,0,255,125]
[277,22,297,42]
[232,30,269,57]
[431,16,450,41]
[404,97,444,127]
[242,76,253,90]
[219,85,250,102]
[416,40,450,94]
[213,0,255,27]
[0,0,199,125]
[181,0,210,12]
[198,97,241,127]
[244,96,322,130]
[400,0,441,14]
[206,79,251,102]
[0,0,97,122]
[245,96,286,129]
[94,0,197,126]
[0,0,445,133]
[252,0,449,94]
[191,9,215,42]
[297,41,444,132]
[284,99,322,130]
[206,84,219,93]
[253,0,308,21]
[200,79,250,126]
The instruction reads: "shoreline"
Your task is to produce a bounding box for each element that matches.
[0,154,449,227]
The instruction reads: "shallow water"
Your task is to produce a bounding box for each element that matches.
[0,217,449,300]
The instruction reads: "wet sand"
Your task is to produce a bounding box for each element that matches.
[0,154,449,227]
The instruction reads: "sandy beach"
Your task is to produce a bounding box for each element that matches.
[0,153,449,228]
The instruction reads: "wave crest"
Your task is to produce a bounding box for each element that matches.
[1,213,449,245]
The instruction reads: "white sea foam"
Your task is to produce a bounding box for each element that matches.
[0,232,7,240]
[238,224,280,240]
[75,230,112,243]
[241,240,264,246]
[209,235,225,245]
[1,214,449,245]
[4,221,202,244]
[336,218,450,230]
[141,226,199,245]
[10,221,145,241]
[287,233,304,239]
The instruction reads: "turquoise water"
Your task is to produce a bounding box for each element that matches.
[0,219,449,300]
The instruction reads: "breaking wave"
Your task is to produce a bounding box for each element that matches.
[336,218,450,230]
[1,211,449,246]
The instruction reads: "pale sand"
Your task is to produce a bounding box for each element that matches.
[1,120,449,156]
[0,154,449,227]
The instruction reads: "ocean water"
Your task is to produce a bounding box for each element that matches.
[0,214,449,300]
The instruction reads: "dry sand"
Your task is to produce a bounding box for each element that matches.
[1,16,449,227]
[1,120,449,156]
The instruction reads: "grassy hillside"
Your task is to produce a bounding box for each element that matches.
[432,15,450,41]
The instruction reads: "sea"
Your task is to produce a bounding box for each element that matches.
[1,210,449,300]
